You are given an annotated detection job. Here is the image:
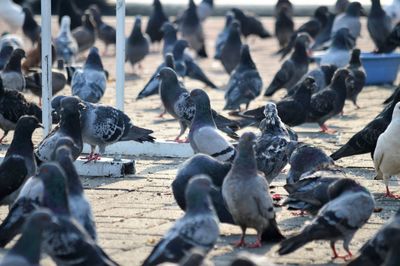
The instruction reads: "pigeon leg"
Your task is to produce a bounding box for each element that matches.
[175,137,189,143]
[320,124,336,134]
[331,242,352,260]
[0,131,9,143]
[385,186,400,199]
[84,153,101,164]
[233,227,247,247]
[247,235,262,248]
[173,122,188,142]
[158,109,167,118]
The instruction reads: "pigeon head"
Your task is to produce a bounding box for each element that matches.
[328,178,362,200]
[38,163,70,215]
[190,88,211,112]
[157,67,179,84]
[302,76,317,92]
[231,8,246,20]
[82,12,95,31]
[346,2,365,16]
[314,6,330,24]
[349,48,362,67]
[239,44,256,68]
[332,28,355,49]
[263,102,279,120]
[331,68,354,92]
[60,15,72,32]
[172,40,189,58]
[54,142,74,162]
[84,47,104,70]
[15,116,43,133]
[185,174,214,212]
[0,45,13,59]
[294,32,312,51]
[60,96,84,116]
[88,5,102,25]
[335,0,350,14]
[224,12,234,28]
[51,95,67,114]
[164,53,176,69]
[161,22,176,34]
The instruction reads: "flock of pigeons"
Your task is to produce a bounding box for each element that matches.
[0,0,400,265]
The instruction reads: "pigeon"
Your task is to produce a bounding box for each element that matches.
[331,2,364,41]
[275,4,294,48]
[172,40,217,89]
[0,78,42,142]
[312,10,336,51]
[368,0,393,52]
[288,65,338,96]
[24,60,67,105]
[22,7,40,47]
[264,33,310,97]
[219,20,242,74]
[283,170,343,216]
[0,45,13,71]
[0,33,23,50]
[189,89,236,161]
[178,0,208,58]
[89,5,116,55]
[197,0,213,22]
[55,145,97,240]
[0,116,41,206]
[224,44,262,111]
[214,12,234,60]
[348,208,400,266]
[126,16,150,69]
[332,89,400,161]
[161,22,178,57]
[230,8,271,39]
[0,210,58,266]
[71,47,107,103]
[71,12,96,53]
[222,132,285,248]
[0,48,25,92]
[277,6,329,59]
[143,175,219,266]
[307,68,354,133]
[158,68,239,141]
[57,0,83,30]
[320,28,355,67]
[21,39,56,73]
[287,143,335,184]
[172,154,233,224]
[254,102,296,184]
[0,0,24,32]
[373,102,400,198]
[145,0,169,44]
[55,16,79,65]
[346,48,366,109]
[275,0,294,17]
[335,0,350,14]
[278,178,375,260]
[376,22,400,53]
[52,96,155,161]
[35,96,83,163]
[136,53,176,100]
[37,163,118,266]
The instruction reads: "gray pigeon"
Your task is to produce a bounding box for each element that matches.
[55,15,78,65]
[275,2,294,48]
[293,65,338,95]
[22,7,41,47]
[214,12,234,60]
[89,5,116,55]
[143,175,219,266]
[189,89,236,162]
[264,33,310,97]
[346,48,366,109]
[71,12,96,53]
[279,178,375,260]
[348,208,400,266]
[224,44,262,111]
[219,20,242,74]
[161,22,178,57]
[38,163,118,266]
[197,0,213,22]
[179,0,207,58]
[0,48,25,92]
[335,0,350,14]
[126,16,150,70]
[307,68,355,133]
[287,143,334,184]
[331,2,364,40]
[368,0,393,52]
[320,28,355,68]
[136,53,176,100]
[172,154,233,224]
[0,116,41,206]
[0,45,13,71]
[157,68,239,141]
[283,169,344,216]
[36,96,83,163]
[52,96,155,162]
[255,102,296,184]
[145,0,169,44]
[222,132,285,248]
[0,210,58,266]
[71,47,107,103]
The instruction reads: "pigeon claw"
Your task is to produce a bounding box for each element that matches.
[174,137,189,143]
[272,194,282,201]
[320,124,336,134]
[385,186,400,199]
[246,239,262,248]
[83,153,101,164]
[232,239,246,248]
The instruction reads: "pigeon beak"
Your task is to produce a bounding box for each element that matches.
[37,123,44,129]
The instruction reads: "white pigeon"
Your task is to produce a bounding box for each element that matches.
[55,16,78,65]
[374,101,400,198]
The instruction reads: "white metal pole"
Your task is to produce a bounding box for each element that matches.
[116,0,125,111]
[41,0,52,136]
